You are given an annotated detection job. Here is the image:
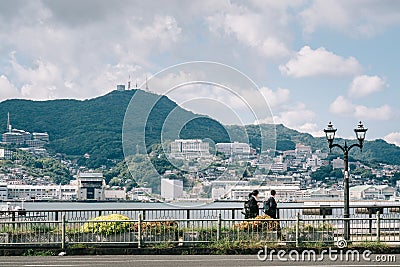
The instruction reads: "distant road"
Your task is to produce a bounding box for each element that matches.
[1,254,399,267]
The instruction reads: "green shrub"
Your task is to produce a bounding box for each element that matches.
[138,221,178,232]
[23,249,55,256]
[286,222,335,233]
[80,214,132,235]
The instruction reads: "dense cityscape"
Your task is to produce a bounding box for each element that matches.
[1,103,399,204]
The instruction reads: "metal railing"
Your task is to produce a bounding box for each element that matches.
[2,203,400,222]
[0,211,399,248]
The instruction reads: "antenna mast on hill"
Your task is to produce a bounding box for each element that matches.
[128,74,131,90]
[145,75,149,91]
[7,112,11,132]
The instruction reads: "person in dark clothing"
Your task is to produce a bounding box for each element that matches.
[248,190,259,219]
[264,189,281,239]
[242,192,253,218]
[264,190,277,219]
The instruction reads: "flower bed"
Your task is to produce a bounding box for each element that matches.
[233,215,280,232]
[72,214,178,244]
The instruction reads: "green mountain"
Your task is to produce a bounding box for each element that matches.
[1,89,399,167]
[0,90,230,167]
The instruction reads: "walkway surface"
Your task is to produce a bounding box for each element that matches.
[1,254,399,267]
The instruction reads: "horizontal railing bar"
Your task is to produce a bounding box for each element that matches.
[0,220,60,224]
[15,204,400,213]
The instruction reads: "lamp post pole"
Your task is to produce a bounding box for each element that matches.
[324,122,367,241]
[342,141,350,241]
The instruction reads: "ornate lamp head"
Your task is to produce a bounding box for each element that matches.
[354,121,367,150]
[324,122,337,150]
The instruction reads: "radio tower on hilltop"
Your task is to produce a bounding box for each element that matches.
[127,75,131,90]
[145,75,149,92]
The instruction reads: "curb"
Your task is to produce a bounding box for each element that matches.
[1,245,400,256]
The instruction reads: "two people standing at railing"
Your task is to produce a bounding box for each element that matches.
[243,189,282,239]
[243,189,278,219]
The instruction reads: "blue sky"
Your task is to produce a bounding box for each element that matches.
[0,0,399,146]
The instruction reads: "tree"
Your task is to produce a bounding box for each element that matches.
[311,165,343,182]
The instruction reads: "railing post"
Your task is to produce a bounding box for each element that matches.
[231,209,235,220]
[217,213,221,241]
[11,211,15,231]
[376,210,380,242]
[295,212,300,248]
[138,213,142,248]
[61,214,66,250]
[368,208,372,234]
[186,209,190,228]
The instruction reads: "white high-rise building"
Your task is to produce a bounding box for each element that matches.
[228,185,300,200]
[32,132,49,143]
[215,142,251,156]
[170,139,210,159]
[161,178,183,200]
[2,130,30,145]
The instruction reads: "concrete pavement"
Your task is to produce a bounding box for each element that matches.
[0,254,399,267]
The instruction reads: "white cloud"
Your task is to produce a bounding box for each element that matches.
[259,87,290,108]
[272,102,317,132]
[354,105,392,120]
[348,75,386,98]
[0,75,20,101]
[0,0,398,142]
[329,96,355,115]
[161,83,286,126]
[300,0,400,37]
[206,2,292,59]
[0,1,183,100]
[123,15,182,57]
[300,0,353,35]
[299,123,325,137]
[384,132,400,147]
[330,95,392,120]
[279,46,362,78]
[10,54,72,100]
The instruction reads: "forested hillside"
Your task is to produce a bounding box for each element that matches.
[0,90,229,167]
[1,90,399,167]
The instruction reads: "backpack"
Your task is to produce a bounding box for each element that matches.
[263,198,271,214]
[242,199,251,217]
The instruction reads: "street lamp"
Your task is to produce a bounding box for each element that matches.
[324,121,368,241]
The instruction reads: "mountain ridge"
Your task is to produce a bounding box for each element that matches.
[1,89,399,166]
